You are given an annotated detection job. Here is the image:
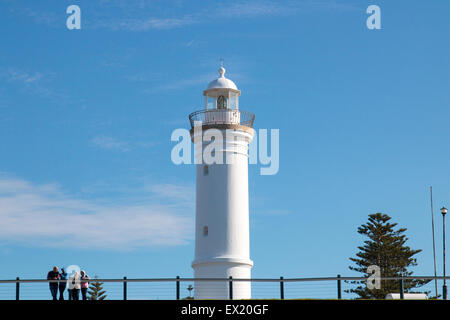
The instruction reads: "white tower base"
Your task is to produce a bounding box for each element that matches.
[193,258,253,300]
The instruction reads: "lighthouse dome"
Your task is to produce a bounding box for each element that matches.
[206,67,238,91]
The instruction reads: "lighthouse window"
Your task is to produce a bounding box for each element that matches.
[203,226,208,236]
[217,95,227,109]
[229,92,238,109]
[203,165,209,176]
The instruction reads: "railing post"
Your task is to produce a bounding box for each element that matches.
[229,276,233,300]
[337,274,342,299]
[16,277,20,301]
[123,276,127,300]
[280,277,284,300]
[176,276,180,300]
[399,276,404,300]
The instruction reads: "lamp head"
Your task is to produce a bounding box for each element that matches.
[441,206,448,215]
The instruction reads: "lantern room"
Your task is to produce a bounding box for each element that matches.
[203,66,241,110]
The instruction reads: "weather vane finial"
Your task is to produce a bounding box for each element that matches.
[218,57,226,77]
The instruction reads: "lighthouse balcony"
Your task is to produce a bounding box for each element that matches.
[189,109,255,129]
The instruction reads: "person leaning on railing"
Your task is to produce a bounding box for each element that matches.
[69,271,81,300]
[46,266,60,301]
[58,268,67,300]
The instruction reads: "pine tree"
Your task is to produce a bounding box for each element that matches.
[88,276,107,300]
[347,213,429,299]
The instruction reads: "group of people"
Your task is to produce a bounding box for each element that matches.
[47,266,90,300]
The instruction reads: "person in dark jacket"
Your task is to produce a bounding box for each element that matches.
[58,268,68,300]
[47,266,60,300]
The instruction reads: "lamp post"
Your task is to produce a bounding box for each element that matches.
[441,206,447,300]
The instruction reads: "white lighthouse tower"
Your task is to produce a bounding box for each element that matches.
[189,65,255,299]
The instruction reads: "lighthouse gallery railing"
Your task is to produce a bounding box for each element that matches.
[189,109,255,129]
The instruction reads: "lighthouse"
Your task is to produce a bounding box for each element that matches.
[189,65,255,299]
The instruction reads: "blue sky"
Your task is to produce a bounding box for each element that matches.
[0,0,449,299]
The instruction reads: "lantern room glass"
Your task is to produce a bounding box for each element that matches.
[228,92,238,109]
[204,90,239,110]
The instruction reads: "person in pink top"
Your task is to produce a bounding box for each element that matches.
[80,270,90,300]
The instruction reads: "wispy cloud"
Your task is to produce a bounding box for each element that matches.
[2,0,359,32]
[92,135,130,152]
[92,0,359,32]
[124,74,148,83]
[143,74,212,94]
[218,1,291,18]
[93,2,271,31]
[0,175,194,250]
[116,16,197,31]
[216,0,359,18]
[145,184,194,203]
[91,135,158,152]
[0,68,67,101]
[6,70,43,83]
[4,4,59,27]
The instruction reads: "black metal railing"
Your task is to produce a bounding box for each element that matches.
[0,275,444,300]
[188,109,255,129]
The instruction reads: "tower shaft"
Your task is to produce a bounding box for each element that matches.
[192,127,254,299]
